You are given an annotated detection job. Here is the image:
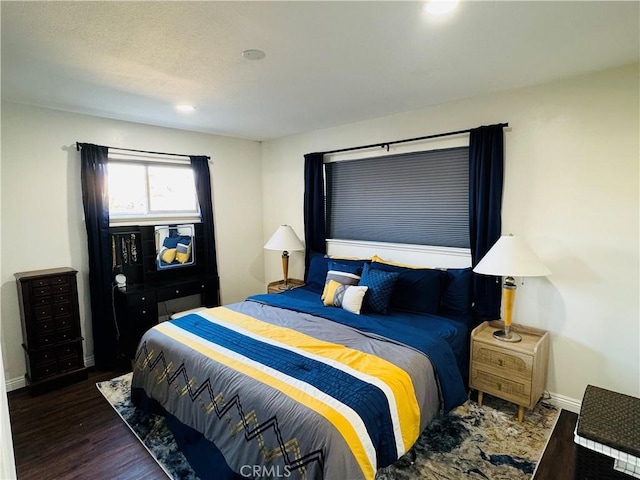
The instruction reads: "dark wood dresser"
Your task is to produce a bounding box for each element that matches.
[113,275,219,359]
[15,267,88,395]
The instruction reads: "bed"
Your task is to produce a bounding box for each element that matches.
[131,253,474,480]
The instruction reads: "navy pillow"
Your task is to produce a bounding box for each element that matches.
[441,267,473,315]
[305,252,330,294]
[163,235,190,249]
[325,260,363,286]
[305,253,370,294]
[370,261,444,315]
[359,263,399,314]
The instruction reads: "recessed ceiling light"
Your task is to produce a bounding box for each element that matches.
[175,105,195,112]
[242,49,266,61]
[424,0,459,16]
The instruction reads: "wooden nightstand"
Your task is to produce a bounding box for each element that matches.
[470,320,550,422]
[267,279,304,294]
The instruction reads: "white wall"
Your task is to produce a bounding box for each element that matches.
[0,103,265,387]
[261,64,640,407]
[0,106,18,478]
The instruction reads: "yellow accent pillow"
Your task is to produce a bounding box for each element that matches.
[161,248,177,263]
[372,254,428,269]
[322,280,343,305]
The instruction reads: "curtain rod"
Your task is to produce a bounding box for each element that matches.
[320,122,509,155]
[75,142,210,160]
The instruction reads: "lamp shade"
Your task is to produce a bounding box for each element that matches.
[473,235,551,277]
[264,225,304,252]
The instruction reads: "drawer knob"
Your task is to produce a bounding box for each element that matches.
[142,310,146,314]
[141,296,146,301]
[175,289,180,294]
[498,359,503,366]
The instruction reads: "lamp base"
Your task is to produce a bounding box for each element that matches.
[493,329,522,343]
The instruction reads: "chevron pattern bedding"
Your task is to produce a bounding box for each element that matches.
[131,296,466,480]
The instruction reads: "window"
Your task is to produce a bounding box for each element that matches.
[325,146,470,248]
[108,161,199,224]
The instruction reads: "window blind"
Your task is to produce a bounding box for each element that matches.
[325,146,470,248]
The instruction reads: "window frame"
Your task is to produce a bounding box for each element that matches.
[107,158,201,227]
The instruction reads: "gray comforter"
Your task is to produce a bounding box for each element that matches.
[131,300,440,480]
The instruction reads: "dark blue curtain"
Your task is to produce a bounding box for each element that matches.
[469,125,505,321]
[303,152,326,279]
[190,156,219,281]
[79,143,117,368]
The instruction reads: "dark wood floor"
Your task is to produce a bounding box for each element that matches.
[534,409,578,480]
[8,370,578,479]
[8,369,165,480]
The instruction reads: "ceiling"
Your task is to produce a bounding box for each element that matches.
[2,1,638,141]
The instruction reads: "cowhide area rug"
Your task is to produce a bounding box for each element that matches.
[97,373,558,480]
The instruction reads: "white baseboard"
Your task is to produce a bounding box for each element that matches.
[546,390,582,413]
[5,355,95,393]
[5,376,25,393]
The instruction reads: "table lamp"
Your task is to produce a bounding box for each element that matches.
[473,234,551,342]
[264,225,304,290]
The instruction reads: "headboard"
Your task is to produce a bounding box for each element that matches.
[326,239,471,269]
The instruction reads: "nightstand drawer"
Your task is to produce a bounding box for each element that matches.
[472,367,531,406]
[472,343,533,378]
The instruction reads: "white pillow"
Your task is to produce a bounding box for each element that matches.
[323,279,368,315]
[339,285,368,314]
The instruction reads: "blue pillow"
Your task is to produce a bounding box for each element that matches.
[305,252,330,294]
[370,261,444,315]
[325,260,363,286]
[163,235,190,249]
[441,267,473,315]
[359,263,399,314]
[304,253,371,294]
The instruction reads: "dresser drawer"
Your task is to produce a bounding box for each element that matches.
[31,277,51,288]
[35,319,55,336]
[32,348,57,367]
[58,354,82,372]
[51,283,70,295]
[472,343,533,379]
[55,315,75,331]
[33,296,53,307]
[56,342,83,361]
[127,291,157,307]
[32,362,59,381]
[34,305,53,320]
[32,285,52,297]
[52,302,71,317]
[50,275,69,286]
[157,281,208,302]
[53,293,70,304]
[36,332,56,348]
[56,330,76,343]
[471,367,532,406]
